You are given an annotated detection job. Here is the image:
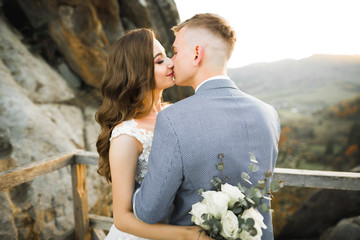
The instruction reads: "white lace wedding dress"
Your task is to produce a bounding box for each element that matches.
[105,119,153,240]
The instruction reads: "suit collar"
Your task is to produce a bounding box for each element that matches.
[195,78,239,94]
[195,75,230,92]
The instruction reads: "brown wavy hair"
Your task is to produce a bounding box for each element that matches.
[95,28,156,182]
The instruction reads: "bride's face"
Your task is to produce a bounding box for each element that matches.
[153,39,175,90]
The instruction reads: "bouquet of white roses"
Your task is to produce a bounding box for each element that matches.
[190,153,283,240]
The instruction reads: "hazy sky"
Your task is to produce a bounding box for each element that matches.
[174,0,360,68]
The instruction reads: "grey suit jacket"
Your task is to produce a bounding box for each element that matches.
[133,78,280,239]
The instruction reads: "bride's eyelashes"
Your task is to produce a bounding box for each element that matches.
[156,59,164,64]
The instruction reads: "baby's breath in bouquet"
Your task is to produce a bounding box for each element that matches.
[190,153,283,240]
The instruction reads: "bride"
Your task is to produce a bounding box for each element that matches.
[95,29,212,240]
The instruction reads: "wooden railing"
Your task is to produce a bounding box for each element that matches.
[1,150,360,240]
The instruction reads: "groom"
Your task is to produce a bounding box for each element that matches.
[133,13,280,239]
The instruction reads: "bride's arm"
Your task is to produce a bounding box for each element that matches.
[109,135,212,240]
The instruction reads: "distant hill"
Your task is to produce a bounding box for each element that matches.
[320,94,360,120]
[228,54,360,113]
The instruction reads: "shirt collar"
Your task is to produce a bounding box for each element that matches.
[195,75,230,93]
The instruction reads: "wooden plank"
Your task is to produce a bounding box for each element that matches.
[0,151,79,191]
[92,228,107,240]
[71,164,91,240]
[89,214,113,231]
[273,167,360,191]
[75,151,98,165]
[74,150,360,191]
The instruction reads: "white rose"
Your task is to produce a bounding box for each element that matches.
[221,183,245,208]
[240,208,267,239]
[190,202,211,229]
[220,210,240,239]
[202,191,230,219]
[242,208,267,229]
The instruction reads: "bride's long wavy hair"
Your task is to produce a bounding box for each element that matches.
[96,28,156,182]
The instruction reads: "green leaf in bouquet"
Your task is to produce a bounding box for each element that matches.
[265,185,270,193]
[249,187,262,204]
[210,179,219,188]
[270,181,281,192]
[245,218,255,227]
[249,163,259,173]
[216,162,224,171]
[252,196,261,205]
[257,179,266,189]
[238,217,245,226]
[201,213,210,220]
[246,197,255,205]
[261,203,270,212]
[232,206,244,215]
[238,183,246,193]
[260,188,267,197]
[249,227,258,237]
[198,188,204,195]
[264,170,272,178]
[233,201,241,208]
[203,218,218,229]
[241,172,252,185]
[204,218,221,226]
[207,219,222,235]
[214,177,222,184]
[263,195,272,201]
[253,188,263,198]
[214,236,225,240]
[241,172,250,181]
[243,178,253,185]
[245,187,253,198]
[241,223,249,231]
[240,199,248,208]
[249,152,258,163]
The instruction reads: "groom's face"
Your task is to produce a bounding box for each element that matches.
[171,27,196,87]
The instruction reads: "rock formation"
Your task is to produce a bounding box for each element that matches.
[276,188,360,239]
[0,0,185,238]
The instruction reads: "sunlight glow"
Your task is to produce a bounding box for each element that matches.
[174,0,360,68]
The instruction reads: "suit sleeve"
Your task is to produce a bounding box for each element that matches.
[133,111,183,223]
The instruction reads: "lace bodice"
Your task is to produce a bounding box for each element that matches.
[110,119,153,184]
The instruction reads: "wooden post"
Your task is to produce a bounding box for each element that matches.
[71,164,91,240]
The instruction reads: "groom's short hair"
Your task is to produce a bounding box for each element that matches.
[172,13,236,58]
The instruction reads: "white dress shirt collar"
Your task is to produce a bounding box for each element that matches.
[195,75,230,93]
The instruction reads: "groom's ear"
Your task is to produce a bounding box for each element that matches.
[193,45,203,66]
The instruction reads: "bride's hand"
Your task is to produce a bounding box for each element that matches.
[182,226,214,240]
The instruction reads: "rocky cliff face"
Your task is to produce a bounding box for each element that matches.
[0,0,183,239]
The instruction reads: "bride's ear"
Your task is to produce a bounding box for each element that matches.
[193,45,203,66]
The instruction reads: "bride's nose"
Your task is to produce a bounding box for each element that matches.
[167,58,174,68]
